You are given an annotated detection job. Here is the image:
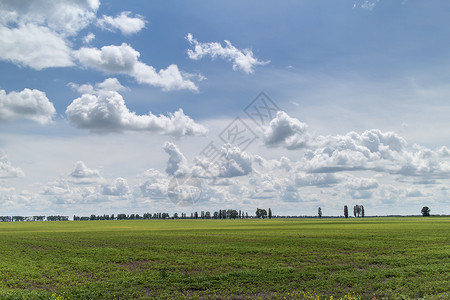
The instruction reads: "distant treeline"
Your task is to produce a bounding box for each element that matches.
[0,209,269,222]
[8,206,441,222]
[0,216,69,222]
[74,209,254,221]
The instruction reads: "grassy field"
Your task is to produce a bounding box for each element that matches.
[0,217,448,299]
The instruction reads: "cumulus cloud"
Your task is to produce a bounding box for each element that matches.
[263,111,309,149]
[0,0,99,69]
[66,78,207,136]
[98,11,146,35]
[0,154,24,179]
[163,142,189,176]
[138,168,168,199]
[284,126,450,181]
[102,177,130,196]
[69,77,126,94]
[0,23,75,69]
[281,183,302,202]
[344,176,379,190]
[41,179,70,196]
[0,0,183,91]
[192,144,253,178]
[75,43,199,91]
[217,144,253,178]
[304,129,408,173]
[0,0,100,36]
[41,181,103,205]
[295,173,341,187]
[0,88,56,124]
[69,161,104,184]
[186,33,269,74]
[438,146,450,157]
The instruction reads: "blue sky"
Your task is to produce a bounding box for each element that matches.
[1,0,449,217]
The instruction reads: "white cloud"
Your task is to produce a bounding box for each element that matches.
[217,144,253,178]
[0,0,99,69]
[69,161,104,185]
[360,0,379,11]
[295,173,341,187]
[344,176,379,190]
[192,144,253,178]
[0,88,56,124]
[293,128,450,180]
[83,32,95,44]
[41,179,70,196]
[186,33,269,74]
[0,1,200,92]
[102,177,130,196]
[0,154,24,179]
[0,0,99,36]
[405,188,425,198]
[138,168,168,199]
[248,174,282,200]
[263,111,309,149]
[0,23,74,69]
[281,183,302,202]
[75,44,139,73]
[66,78,207,136]
[163,142,189,176]
[98,11,146,35]
[69,77,126,94]
[75,43,199,91]
[438,146,450,157]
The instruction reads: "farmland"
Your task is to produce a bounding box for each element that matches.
[0,217,448,299]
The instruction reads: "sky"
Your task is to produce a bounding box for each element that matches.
[1,0,449,217]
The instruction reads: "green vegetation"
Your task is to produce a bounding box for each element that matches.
[0,217,448,299]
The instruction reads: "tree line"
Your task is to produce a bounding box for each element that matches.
[0,206,434,222]
[0,216,68,222]
[0,208,270,222]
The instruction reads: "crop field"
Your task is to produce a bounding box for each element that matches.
[0,217,448,299]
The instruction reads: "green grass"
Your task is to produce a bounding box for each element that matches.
[0,217,448,299]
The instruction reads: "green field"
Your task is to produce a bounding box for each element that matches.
[0,217,448,299]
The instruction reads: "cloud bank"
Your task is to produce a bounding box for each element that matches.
[0,154,24,179]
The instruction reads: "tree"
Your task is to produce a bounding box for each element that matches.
[318,207,322,218]
[361,206,365,218]
[344,205,348,219]
[194,211,198,219]
[354,205,362,218]
[421,206,430,217]
[268,208,272,219]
